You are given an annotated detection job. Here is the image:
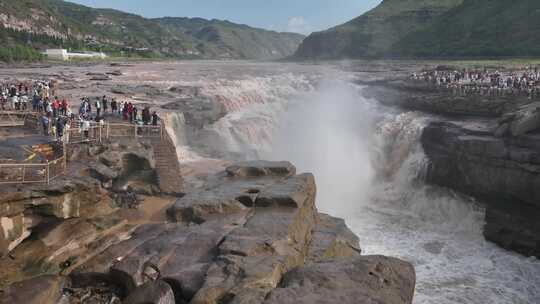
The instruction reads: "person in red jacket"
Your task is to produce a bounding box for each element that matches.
[127,102,134,123]
[61,99,69,116]
[52,98,60,118]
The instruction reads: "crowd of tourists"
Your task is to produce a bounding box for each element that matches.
[410,66,540,99]
[78,96,160,126]
[0,80,58,111]
[0,79,163,142]
[40,95,162,141]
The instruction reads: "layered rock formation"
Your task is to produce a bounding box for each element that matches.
[361,78,532,117]
[422,121,540,257]
[0,161,416,304]
[363,74,540,258]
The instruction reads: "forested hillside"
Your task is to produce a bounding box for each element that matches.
[294,0,540,59]
[0,0,304,62]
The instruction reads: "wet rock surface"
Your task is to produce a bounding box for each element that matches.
[422,121,540,257]
[364,74,540,258]
[1,275,65,304]
[361,79,532,117]
[264,256,416,304]
[0,160,415,303]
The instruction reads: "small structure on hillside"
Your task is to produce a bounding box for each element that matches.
[43,49,107,61]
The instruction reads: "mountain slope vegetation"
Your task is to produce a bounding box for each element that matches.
[391,0,540,58]
[0,0,304,61]
[295,0,463,59]
[295,0,540,59]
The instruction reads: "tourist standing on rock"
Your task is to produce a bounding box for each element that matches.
[38,97,44,113]
[119,101,124,116]
[102,96,108,114]
[86,98,92,115]
[134,106,140,122]
[79,100,87,117]
[61,99,69,116]
[41,114,49,136]
[20,94,28,111]
[52,98,60,118]
[32,93,39,112]
[45,99,53,117]
[11,94,18,110]
[56,117,65,140]
[111,98,118,114]
[128,102,134,123]
[82,119,90,140]
[0,92,6,110]
[9,85,16,98]
[122,102,128,120]
[142,107,151,125]
[152,112,159,126]
[95,98,102,118]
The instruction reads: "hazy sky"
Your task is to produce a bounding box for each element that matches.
[69,0,382,35]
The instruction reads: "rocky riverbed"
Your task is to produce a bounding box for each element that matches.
[360,72,540,258]
[0,62,416,304]
[1,60,540,304]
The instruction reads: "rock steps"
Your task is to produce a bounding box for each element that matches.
[151,133,183,195]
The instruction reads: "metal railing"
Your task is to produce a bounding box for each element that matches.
[0,111,35,127]
[64,125,103,144]
[0,156,67,185]
[65,122,163,144]
[0,119,162,185]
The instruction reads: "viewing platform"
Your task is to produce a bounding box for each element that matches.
[0,111,39,128]
[0,111,181,192]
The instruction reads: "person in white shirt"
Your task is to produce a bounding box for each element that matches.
[82,119,91,140]
[11,94,19,110]
[20,95,28,111]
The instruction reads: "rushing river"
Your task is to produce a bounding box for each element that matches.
[164,62,540,304]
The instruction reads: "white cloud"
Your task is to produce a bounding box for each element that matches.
[287,16,311,35]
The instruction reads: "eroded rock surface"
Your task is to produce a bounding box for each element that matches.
[0,161,415,304]
[264,256,415,304]
[361,79,531,117]
[364,75,540,258]
[422,121,540,257]
[0,275,65,304]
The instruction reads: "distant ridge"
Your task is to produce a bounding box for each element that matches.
[294,0,540,59]
[0,0,304,61]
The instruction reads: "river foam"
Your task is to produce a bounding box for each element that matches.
[168,63,540,304]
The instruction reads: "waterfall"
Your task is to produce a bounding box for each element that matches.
[169,70,540,304]
[204,73,316,156]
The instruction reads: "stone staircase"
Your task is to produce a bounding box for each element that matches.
[152,133,183,195]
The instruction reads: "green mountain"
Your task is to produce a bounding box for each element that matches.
[295,0,463,59]
[154,17,304,60]
[295,0,540,59]
[0,0,304,61]
[391,0,540,58]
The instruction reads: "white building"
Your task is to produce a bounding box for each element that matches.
[43,49,107,61]
[43,49,68,60]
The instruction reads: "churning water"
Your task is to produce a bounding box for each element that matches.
[169,63,540,304]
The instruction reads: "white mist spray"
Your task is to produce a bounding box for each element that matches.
[262,79,376,215]
[187,68,540,304]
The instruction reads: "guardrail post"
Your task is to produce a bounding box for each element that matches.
[46,161,50,185]
[63,137,67,173]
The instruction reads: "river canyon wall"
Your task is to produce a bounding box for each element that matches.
[362,76,540,258]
